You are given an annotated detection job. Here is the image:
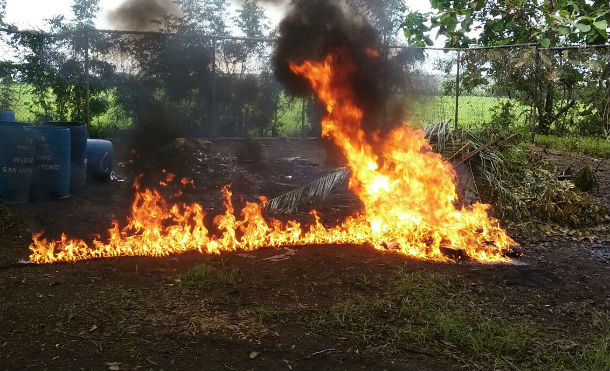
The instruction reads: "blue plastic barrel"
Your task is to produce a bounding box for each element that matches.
[29,126,71,201]
[0,111,16,122]
[0,121,36,204]
[42,122,87,190]
[87,139,113,180]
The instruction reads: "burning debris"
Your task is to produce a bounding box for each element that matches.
[272,0,388,135]
[28,0,521,264]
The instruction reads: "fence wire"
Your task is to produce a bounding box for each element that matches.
[1,27,609,140]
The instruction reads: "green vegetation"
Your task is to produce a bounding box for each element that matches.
[573,163,601,192]
[255,306,281,325]
[178,263,239,288]
[404,95,531,130]
[535,135,610,158]
[6,86,610,160]
[307,269,610,370]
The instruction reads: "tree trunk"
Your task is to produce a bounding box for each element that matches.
[537,83,554,135]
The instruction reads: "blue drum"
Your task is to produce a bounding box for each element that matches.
[87,139,113,180]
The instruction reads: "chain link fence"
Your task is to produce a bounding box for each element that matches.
[1,27,609,141]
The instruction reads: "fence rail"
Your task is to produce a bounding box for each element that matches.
[1,27,609,142]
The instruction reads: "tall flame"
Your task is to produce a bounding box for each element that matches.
[28,51,517,264]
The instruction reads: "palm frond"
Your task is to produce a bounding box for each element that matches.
[265,167,351,214]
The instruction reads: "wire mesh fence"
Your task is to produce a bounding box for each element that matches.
[1,27,609,141]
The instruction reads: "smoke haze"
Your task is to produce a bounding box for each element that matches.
[272,0,386,134]
[108,0,181,31]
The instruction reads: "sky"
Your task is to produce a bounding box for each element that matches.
[3,0,433,36]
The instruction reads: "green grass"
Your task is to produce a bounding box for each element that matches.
[307,269,610,370]
[535,135,610,158]
[5,83,610,159]
[403,95,531,129]
[178,263,239,288]
[255,306,281,324]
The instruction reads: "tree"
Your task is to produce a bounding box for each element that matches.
[175,0,229,35]
[347,0,405,44]
[402,0,609,48]
[72,0,100,28]
[211,0,273,136]
[401,0,610,135]
[0,0,6,26]
[9,0,109,123]
[233,0,270,38]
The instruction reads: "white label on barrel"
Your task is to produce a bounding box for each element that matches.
[38,164,60,170]
[12,157,34,164]
[3,167,33,174]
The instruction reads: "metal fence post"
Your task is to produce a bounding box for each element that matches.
[211,37,217,138]
[383,39,388,129]
[530,45,540,143]
[84,29,90,134]
[454,49,461,130]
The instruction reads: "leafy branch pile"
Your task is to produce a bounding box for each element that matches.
[426,120,609,229]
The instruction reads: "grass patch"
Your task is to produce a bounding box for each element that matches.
[178,263,239,288]
[354,273,373,289]
[307,269,610,370]
[255,306,281,324]
[535,135,610,158]
[404,95,531,129]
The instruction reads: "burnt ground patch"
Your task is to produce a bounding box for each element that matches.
[1,139,609,370]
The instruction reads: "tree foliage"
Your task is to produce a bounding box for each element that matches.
[402,0,609,48]
[401,0,610,136]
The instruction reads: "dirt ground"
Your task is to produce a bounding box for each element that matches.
[1,138,609,370]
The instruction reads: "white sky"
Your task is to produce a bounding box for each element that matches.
[4,0,433,35]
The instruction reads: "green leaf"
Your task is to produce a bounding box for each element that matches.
[461,16,473,30]
[557,26,570,35]
[539,52,552,66]
[592,20,608,30]
[540,38,551,47]
[575,23,591,32]
[559,10,569,18]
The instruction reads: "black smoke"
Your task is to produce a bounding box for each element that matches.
[272,0,386,134]
[108,0,180,31]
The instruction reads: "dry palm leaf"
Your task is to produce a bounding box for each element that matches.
[265,167,351,214]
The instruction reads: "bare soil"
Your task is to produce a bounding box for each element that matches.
[1,138,609,371]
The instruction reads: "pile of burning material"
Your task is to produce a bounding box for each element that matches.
[27,0,522,265]
[267,118,608,234]
[265,119,514,214]
[28,53,520,265]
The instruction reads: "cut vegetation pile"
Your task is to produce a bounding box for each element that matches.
[425,120,608,230]
[267,120,609,234]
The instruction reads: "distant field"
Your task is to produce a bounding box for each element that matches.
[4,84,527,134]
[402,95,531,129]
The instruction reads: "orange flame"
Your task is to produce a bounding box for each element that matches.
[28,51,517,264]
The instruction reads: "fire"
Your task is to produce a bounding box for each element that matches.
[28,51,517,264]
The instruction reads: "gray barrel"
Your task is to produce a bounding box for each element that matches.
[0,122,36,204]
[29,126,71,201]
[0,111,16,122]
[42,122,87,190]
[87,139,113,180]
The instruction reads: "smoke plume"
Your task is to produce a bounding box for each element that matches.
[108,0,181,31]
[272,0,386,134]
